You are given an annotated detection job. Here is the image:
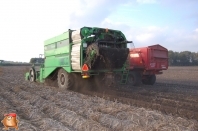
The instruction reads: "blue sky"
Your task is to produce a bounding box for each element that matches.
[0,0,198,62]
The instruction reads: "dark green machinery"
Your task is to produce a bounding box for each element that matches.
[25,27,131,90]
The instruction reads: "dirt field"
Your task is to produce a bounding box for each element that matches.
[0,66,198,131]
[157,66,198,86]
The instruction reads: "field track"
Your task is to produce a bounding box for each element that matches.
[0,66,198,131]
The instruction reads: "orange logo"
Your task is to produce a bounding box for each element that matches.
[1,113,19,130]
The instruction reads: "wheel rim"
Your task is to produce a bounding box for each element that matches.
[60,73,66,85]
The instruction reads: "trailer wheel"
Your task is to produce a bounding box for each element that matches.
[142,75,156,85]
[29,67,36,82]
[142,78,148,85]
[148,74,156,85]
[57,68,73,90]
[128,71,141,86]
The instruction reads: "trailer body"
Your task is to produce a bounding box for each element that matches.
[127,44,168,85]
[129,44,168,73]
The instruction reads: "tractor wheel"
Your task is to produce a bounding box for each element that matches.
[29,67,36,82]
[128,71,141,86]
[142,75,156,85]
[57,68,73,90]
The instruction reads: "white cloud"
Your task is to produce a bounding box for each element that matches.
[147,26,168,32]
[136,0,157,4]
[122,25,198,52]
[101,18,128,27]
[136,33,154,42]
[0,0,74,62]
[195,28,198,33]
[163,29,198,52]
[101,19,168,45]
[126,26,168,46]
[0,0,132,62]
[67,0,130,28]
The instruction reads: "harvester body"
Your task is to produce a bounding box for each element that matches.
[25,27,130,89]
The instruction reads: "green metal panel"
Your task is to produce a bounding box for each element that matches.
[44,31,69,46]
[45,45,70,56]
[62,66,72,74]
[43,54,71,78]
[44,50,55,57]
[41,30,73,80]
[43,67,56,78]
[40,67,44,82]
[42,66,71,79]
[44,54,70,67]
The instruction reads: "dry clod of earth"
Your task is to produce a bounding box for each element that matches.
[0,66,197,131]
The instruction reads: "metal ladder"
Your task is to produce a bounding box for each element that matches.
[120,61,130,84]
[120,70,129,84]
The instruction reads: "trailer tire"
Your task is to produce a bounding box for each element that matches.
[142,78,148,85]
[128,71,141,86]
[57,68,73,90]
[148,74,156,85]
[142,75,156,85]
[29,67,36,82]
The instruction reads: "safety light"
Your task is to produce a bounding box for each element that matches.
[82,64,89,71]
[82,64,90,78]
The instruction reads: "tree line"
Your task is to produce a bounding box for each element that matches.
[168,51,198,66]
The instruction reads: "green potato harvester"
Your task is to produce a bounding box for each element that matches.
[25,27,132,89]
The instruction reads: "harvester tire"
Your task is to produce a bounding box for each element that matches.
[29,67,36,82]
[142,75,156,85]
[128,71,141,86]
[57,68,73,90]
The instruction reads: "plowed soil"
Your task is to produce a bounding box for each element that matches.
[0,66,198,131]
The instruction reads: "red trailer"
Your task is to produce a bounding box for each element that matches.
[127,44,168,86]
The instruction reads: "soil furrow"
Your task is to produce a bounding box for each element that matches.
[0,66,198,131]
[1,85,109,131]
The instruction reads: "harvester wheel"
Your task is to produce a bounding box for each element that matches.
[29,67,36,82]
[142,75,156,85]
[57,68,73,90]
[128,71,141,86]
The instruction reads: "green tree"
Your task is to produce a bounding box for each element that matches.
[168,50,198,66]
